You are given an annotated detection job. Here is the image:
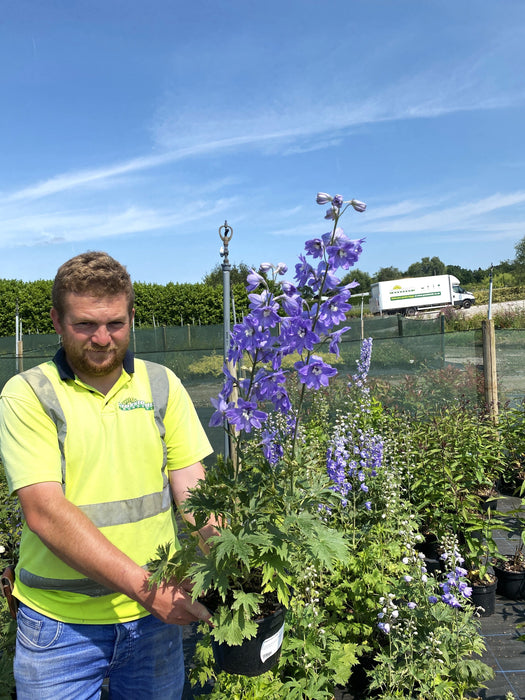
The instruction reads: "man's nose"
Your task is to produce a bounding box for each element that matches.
[91,326,111,346]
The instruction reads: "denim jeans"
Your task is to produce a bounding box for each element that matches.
[15,603,185,700]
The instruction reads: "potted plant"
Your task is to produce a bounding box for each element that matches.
[492,498,525,600]
[148,192,367,676]
[493,540,525,600]
[462,507,510,615]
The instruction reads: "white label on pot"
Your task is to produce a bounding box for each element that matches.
[260,624,285,664]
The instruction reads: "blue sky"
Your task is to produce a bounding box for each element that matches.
[1,0,524,286]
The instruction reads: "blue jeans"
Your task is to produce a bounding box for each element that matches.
[15,603,185,700]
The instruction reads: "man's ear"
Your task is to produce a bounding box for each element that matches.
[50,308,63,335]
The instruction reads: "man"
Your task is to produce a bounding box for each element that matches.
[0,251,215,699]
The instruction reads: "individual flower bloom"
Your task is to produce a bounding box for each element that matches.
[229,316,270,357]
[404,575,413,582]
[459,584,472,599]
[360,483,369,493]
[250,299,281,329]
[407,602,417,610]
[441,593,461,609]
[328,326,350,357]
[350,199,367,212]
[252,369,286,401]
[275,262,288,275]
[428,595,438,604]
[260,430,284,465]
[332,194,344,207]
[281,280,298,295]
[246,269,265,291]
[271,385,292,414]
[365,501,372,511]
[318,292,352,328]
[209,394,230,427]
[378,622,391,634]
[280,291,302,316]
[324,207,337,220]
[225,398,268,433]
[280,316,320,354]
[322,227,347,247]
[248,289,271,309]
[259,262,273,272]
[295,355,338,390]
[309,262,341,295]
[295,255,315,287]
[304,238,325,259]
[391,609,399,619]
[316,192,332,205]
[326,238,364,270]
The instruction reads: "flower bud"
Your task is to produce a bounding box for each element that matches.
[350,199,367,212]
[316,192,332,205]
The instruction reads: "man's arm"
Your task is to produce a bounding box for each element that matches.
[169,462,220,553]
[17,481,211,625]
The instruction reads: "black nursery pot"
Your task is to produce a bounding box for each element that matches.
[469,579,497,616]
[211,607,286,677]
[494,565,525,600]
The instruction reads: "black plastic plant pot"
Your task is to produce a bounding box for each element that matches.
[494,565,525,600]
[211,607,286,677]
[469,579,497,616]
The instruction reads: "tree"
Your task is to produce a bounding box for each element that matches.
[340,268,372,294]
[407,256,446,277]
[514,236,525,284]
[445,265,475,285]
[201,262,253,287]
[374,266,403,283]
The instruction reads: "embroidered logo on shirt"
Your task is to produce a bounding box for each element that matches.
[118,397,154,411]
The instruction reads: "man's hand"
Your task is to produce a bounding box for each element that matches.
[140,577,211,626]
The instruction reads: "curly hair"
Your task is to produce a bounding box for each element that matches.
[52,251,134,319]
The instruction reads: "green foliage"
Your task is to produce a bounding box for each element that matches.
[407,256,446,278]
[148,450,349,649]
[0,466,19,699]
[0,278,250,336]
[370,363,483,416]
[202,263,253,288]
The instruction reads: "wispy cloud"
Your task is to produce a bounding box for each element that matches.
[0,198,237,248]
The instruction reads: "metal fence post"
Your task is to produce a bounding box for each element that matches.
[219,222,233,462]
[482,318,498,423]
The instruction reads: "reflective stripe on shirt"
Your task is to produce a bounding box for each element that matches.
[20,360,171,596]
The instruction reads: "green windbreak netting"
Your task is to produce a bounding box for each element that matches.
[1,322,524,455]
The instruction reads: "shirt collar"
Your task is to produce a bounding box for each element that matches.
[53,347,135,381]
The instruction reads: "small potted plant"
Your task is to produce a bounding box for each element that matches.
[149,192,367,676]
[462,505,510,614]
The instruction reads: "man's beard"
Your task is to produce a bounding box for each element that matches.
[62,339,128,377]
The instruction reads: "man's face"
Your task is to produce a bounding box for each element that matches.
[51,292,134,382]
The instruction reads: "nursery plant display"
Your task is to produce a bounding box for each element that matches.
[4,191,521,697]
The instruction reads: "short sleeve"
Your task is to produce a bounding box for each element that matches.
[0,375,63,494]
[163,370,213,470]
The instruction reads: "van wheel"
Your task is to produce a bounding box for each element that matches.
[462,300,472,309]
[405,307,416,317]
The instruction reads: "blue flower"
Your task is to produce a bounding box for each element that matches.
[225,399,268,433]
[294,356,338,390]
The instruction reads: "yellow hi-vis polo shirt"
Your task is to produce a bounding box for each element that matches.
[0,349,213,624]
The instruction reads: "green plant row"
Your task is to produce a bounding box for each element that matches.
[0,279,250,336]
